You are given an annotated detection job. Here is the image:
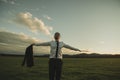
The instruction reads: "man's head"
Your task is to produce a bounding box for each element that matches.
[54,32,60,41]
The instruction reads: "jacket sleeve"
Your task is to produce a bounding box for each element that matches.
[63,42,80,51]
[34,41,51,46]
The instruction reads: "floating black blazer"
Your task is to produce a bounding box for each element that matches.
[22,45,34,67]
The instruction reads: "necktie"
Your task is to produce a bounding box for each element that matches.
[55,41,59,58]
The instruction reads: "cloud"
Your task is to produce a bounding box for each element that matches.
[1,0,16,4]
[0,30,40,45]
[43,15,53,20]
[0,30,50,54]
[14,12,53,35]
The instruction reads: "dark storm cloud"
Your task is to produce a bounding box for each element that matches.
[0,30,49,54]
[0,30,39,45]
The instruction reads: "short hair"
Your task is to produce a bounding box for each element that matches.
[54,32,60,36]
[54,32,60,40]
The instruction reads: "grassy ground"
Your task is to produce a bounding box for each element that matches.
[0,56,120,80]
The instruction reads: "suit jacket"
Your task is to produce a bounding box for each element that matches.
[22,44,34,67]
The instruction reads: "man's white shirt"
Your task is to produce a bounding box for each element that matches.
[34,41,80,59]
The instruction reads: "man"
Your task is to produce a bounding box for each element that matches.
[33,32,81,80]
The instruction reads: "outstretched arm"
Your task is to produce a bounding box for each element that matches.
[32,41,51,46]
[63,43,81,52]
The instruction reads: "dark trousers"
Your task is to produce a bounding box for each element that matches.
[49,58,63,80]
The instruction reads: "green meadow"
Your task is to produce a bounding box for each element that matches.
[0,56,120,80]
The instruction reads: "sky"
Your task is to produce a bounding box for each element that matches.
[0,0,120,54]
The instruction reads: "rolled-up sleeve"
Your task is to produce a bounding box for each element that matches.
[63,42,80,51]
[34,41,51,46]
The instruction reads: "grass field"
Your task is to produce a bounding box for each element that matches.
[0,56,120,80]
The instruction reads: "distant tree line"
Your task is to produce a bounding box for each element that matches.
[0,53,120,58]
[63,53,120,58]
